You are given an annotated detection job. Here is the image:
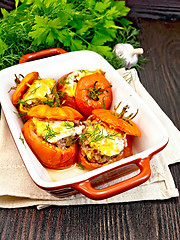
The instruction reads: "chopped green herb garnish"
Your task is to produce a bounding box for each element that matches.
[14,111,27,118]
[63,121,74,129]
[79,122,121,145]
[16,98,36,106]
[28,85,41,95]
[51,84,61,107]
[77,164,85,170]
[19,133,26,147]
[44,124,58,142]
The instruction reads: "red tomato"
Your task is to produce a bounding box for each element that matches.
[22,105,83,169]
[75,72,112,117]
[12,72,39,105]
[22,118,78,170]
[92,109,141,137]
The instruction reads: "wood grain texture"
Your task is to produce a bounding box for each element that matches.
[0,16,180,240]
[134,19,180,130]
[0,0,15,10]
[126,0,180,19]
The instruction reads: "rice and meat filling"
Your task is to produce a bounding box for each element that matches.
[32,118,84,150]
[21,78,57,108]
[32,117,127,162]
[79,121,127,164]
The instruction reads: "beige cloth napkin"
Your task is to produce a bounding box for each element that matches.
[0,69,179,209]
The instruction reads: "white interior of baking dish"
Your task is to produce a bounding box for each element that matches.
[0,50,168,188]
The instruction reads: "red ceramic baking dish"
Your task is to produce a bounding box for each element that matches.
[0,48,169,200]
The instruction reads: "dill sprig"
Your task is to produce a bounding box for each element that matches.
[51,83,61,107]
[59,76,71,86]
[16,98,36,106]
[44,124,58,142]
[14,111,27,119]
[63,121,74,129]
[79,122,121,145]
[28,85,41,95]
[19,133,26,148]
[44,97,55,107]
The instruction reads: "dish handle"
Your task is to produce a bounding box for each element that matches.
[72,157,151,200]
[19,48,67,64]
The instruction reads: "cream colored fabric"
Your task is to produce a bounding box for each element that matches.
[0,69,179,209]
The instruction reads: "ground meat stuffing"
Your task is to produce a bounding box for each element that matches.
[81,145,111,163]
[79,119,126,164]
[55,136,74,150]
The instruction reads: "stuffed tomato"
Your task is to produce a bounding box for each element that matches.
[77,108,141,170]
[22,105,84,170]
[12,72,60,121]
[58,69,112,117]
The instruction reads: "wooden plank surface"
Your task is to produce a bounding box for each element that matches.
[0,0,14,10]
[126,0,180,19]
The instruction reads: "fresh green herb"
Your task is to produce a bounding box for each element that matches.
[133,56,148,70]
[63,121,74,129]
[0,0,143,71]
[105,52,127,70]
[51,84,61,107]
[116,26,141,48]
[77,163,85,170]
[14,110,27,118]
[19,133,26,147]
[28,85,41,95]
[79,122,121,145]
[16,98,36,106]
[59,77,71,86]
[43,96,55,107]
[44,123,58,142]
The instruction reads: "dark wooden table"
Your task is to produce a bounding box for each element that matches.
[0,3,180,240]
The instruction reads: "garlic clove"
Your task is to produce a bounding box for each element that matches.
[131,48,143,56]
[113,43,143,67]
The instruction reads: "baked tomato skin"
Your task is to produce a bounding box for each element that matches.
[22,118,78,170]
[75,73,112,117]
[27,105,83,121]
[77,135,133,171]
[12,72,39,122]
[92,109,141,137]
[12,72,39,105]
[22,105,83,169]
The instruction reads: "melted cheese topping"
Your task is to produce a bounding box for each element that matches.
[33,118,84,143]
[84,124,126,157]
[23,78,56,104]
[63,69,102,97]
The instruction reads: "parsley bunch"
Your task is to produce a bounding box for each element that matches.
[0,0,142,71]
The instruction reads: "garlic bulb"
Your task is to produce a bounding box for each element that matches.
[113,43,143,68]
